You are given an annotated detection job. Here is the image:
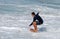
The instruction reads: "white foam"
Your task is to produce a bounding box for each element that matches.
[0,3,60,39]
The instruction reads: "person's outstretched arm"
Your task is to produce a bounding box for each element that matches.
[29,22,33,26]
[29,17,36,26]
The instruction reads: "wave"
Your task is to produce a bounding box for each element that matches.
[0,4,60,15]
[0,0,60,9]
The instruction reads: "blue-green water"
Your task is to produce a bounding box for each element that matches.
[0,0,60,14]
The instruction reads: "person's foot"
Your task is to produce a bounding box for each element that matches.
[30,29,37,32]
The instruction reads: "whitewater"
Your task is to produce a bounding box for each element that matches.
[0,0,60,39]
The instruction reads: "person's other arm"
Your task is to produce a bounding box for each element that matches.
[29,17,36,26]
[36,12,39,15]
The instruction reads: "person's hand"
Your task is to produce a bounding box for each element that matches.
[29,25,30,26]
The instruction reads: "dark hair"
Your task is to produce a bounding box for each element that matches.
[31,12,35,15]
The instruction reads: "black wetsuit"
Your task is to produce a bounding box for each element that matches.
[29,13,43,26]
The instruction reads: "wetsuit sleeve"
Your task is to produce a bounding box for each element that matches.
[36,12,39,15]
[29,22,33,26]
[29,17,36,26]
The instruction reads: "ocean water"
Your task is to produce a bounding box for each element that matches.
[0,0,60,39]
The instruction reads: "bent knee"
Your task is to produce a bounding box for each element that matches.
[33,22,36,25]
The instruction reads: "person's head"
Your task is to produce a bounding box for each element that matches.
[31,12,35,17]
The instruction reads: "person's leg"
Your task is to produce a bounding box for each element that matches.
[30,22,37,32]
[33,22,37,31]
